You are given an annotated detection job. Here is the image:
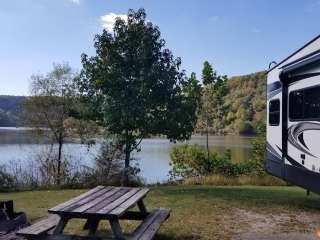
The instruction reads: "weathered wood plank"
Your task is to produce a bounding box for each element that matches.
[60,187,113,213]
[17,215,60,236]
[0,231,25,240]
[129,210,160,240]
[97,189,140,215]
[85,188,129,214]
[110,189,149,216]
[72,187,119,213]
[49,186,104,212]
[138,209,170,240]
[129,209,171,240]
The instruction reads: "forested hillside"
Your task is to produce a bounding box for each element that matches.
[0,71,267,132]
[0,95,25,126]
[196,71,267,135]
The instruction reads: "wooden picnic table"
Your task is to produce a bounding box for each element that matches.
[17,186,170,240]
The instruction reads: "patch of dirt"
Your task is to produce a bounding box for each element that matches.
[232,209,320,240]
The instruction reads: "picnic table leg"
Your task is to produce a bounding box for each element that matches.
[109,219,125,240]
[85,219,100,235]
[83,218,99,230]
[137,199,147,215]
[52,216,69,234]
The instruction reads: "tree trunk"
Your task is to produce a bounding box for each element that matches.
[206,103,210,161]
[206,127,209,160]
[57,135,63,186]
[121,142,131,186]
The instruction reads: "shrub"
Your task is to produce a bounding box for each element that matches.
[0,169,16,192]
[169,145,255,180]
[94,137,142,186]
[250,123,266,174]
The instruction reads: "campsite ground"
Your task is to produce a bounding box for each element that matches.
[2,186,320,240]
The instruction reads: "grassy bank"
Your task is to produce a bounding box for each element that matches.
[1,186,320,239]
[183,174,286,186]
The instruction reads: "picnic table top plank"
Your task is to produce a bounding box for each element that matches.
[85,188,129,214]
[61,187,114,212]
[96,188,140,215]
[49,186,149,218]
[110,188,150,216]
[49,186,105,212]
[72,187,120,213]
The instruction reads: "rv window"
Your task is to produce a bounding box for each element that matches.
[269,99,280,126]
[289,86,320,121]
[289,91,303,120]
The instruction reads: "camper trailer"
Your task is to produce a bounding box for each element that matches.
[267,35,320,193]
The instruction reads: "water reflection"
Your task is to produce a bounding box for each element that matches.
[0,128,252,183]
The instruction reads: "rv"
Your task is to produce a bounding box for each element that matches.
[267,35,320,193]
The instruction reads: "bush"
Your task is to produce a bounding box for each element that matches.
[250,123,266,174]
[0,169,16,191]
[169,145,256,180]
[94,137,142,186]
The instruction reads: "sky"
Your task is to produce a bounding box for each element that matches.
[0,0,320,95]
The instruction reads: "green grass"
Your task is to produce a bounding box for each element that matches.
[1,186,320,239]
[183,174,287,186]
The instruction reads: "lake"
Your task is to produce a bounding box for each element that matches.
[0,127,252,183]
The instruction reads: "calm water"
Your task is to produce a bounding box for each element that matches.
[0,128,252,183]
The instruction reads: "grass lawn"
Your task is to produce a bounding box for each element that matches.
[1,185,320,240]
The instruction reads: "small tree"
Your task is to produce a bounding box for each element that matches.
[23,63,78,185]
[202,61,215,85]
[79,9,200,185]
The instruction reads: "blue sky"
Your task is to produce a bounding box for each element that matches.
[1,0,320,95]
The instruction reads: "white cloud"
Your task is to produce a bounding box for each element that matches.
[69,0,80,4]
[100,13,127,32]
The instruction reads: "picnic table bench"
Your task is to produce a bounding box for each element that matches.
[17,186,170,240]
[0,200,28,239]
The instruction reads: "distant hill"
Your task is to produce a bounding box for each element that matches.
[0,95,25,127]
[196,71,267,135]
[224,71,266,134]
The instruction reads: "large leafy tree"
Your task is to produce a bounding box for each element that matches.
[79,9,200,185]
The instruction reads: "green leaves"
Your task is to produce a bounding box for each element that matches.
[170,144,265,180]
[79,8,200,185]
[79,8,199,147]
[202,61,216,85]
